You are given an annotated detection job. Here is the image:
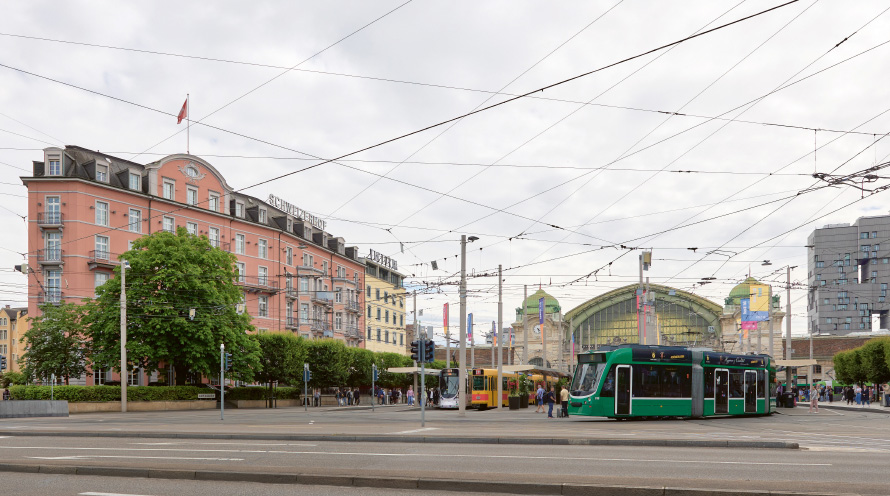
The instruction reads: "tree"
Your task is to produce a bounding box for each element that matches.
[344,347,375,387]
[0,371,27,388]
[86,228,260,384]
[860,338,890,384]
[253,333,305,399]
[304,339,348,388]
[374,352,412,388]
[834,349,866,385]
[19,302,90,385]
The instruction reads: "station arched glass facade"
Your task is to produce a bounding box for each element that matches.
[565,284,723,350]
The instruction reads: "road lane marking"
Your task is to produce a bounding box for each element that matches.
[392,427,439,434]
[80,492,156,496]
[31,455,243,461]
[131,442,317,447]
[0,446,830,466]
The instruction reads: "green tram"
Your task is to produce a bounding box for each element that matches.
[568,345,776,418]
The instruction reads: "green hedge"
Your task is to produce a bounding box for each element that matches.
[8,385,211,402]
[225,386,301,401]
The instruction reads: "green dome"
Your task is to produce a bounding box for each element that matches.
[726,277,760,306]
[515,289,561,320]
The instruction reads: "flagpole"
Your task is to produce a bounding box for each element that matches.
[186,93,190,155]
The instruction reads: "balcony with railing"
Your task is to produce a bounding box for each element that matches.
[344,299,361,313]
[345,325,362,339]
[37,211,63,227]
[311,291,333,306]
[310,318,332,333]
[286,317,299,330]
[39,290,64,305]
[36,248,64,265]
[235,275,279,293]
[88,249,119,270]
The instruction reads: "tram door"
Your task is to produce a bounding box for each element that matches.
[615,365,631,416]
[715,369,729,414]
[744,370,757,413]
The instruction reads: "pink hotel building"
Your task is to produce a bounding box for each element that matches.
[22,146,365,385]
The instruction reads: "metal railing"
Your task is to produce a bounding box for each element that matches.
[36,248,64,263]
[39,291,63,304]
[234,275,279,291]
[310,318,332,332]
[37,212,63,225]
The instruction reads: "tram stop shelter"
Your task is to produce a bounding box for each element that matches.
[774,359,818,385]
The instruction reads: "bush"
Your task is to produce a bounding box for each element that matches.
[1,371,27,388]
[8,385,210,402]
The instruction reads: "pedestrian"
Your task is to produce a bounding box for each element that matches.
[828,387,833,404]
[313,389,320,407]
[433,388,440,406]
[407,386,414,406]
[346,388,354,406]
[377,387,384,405]
[808,386,819,414]
[855,385,862,405]
[2,388,9,401]
[545,386,556,418]
[353,388,361,406]
[845,386,854,405]
[535,384,545,413]
[863,386,871,407]
[559,385,569,418]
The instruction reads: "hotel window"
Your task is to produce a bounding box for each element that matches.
[385,310,389,323]
[187,222,198,235]
[384,292,389,303]
[95,235,109,260]
[94,272,110,296]
[258,296,268,317]
[366,285,371,297]
[376,308,381,321]
[187,187,198,206]
[258,239,268,259]
[335,312,342,330]
[48,158,61,176]
[367,305,371,318]
[367,326,372,339]
[94,369,107,385]
[400,334,404,346]
[236,262,245,282]
[46,269,61,302]
[286,247,293,265]
[258,266,268,286]
[208,227,220,248]
[163,180,175,200]
[338,266,346,278]
[300,303,309,322]
[299,276,309,292]
[45,196,60,224]
[163,216,174,233]
[286,301,293,320]
[94,201,109,226]
[129,172,140,190]
[376,289,380,300]
[235,202,244,218]
[208,192,220,212]
[96,164,108,182]
[400,315,404,326]
[45,231,61,261]
[235,234,245,254]
[259,208,267,224]
[303,253,313,267]
[377,329,381,342]
[128,208,141,233]
[322,261,328,275]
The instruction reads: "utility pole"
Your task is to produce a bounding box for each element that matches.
[497,264,503,410]
[568,316,574,374]
[445,303,450,368]
[459,235,467,416]
[541,296,547,369]
[638,253,644,345]
[785,266,793,391]
[413,291,418,402]
[523,285,528,365]
[120,260,129,413]
[220,343,225,421]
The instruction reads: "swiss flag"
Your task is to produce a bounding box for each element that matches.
[177,98,188,124]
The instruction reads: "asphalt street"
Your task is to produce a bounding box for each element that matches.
[1,405,888,494]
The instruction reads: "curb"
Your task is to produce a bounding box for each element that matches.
[0,430,798,449]
[818,404,890,415]
[0,463,854,495]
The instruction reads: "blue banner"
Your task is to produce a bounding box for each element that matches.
[741,298,769,322]
[538,297,545,324]
[468,313,473,342]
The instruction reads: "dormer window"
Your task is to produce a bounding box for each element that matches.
[235,202,244,218]
[208,192,220,212]
[259,208,267,224]
[96,164,108,182]
[129,172,140,190]
[48,157,61,176]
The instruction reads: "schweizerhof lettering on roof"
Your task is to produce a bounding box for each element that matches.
[368,249,398,271]
[267,194,326,230]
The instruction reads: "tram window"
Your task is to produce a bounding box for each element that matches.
[600,367,616,397]
[662,366,691,398]
[769,369,777,398]
[472,376,485,390]
[632,364,660,397]
[729,370,745,398]
[757,370,766,398]
[704,368,715,397]
[572,363,605,396]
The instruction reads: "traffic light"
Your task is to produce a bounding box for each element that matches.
[224,352,233,371]
[410,340,420,362]
[0,354,6,371]
[303,364,312,383]
[372,364,379,382]
[424,340,435,363]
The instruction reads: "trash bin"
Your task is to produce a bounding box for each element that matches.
[782,392,796,408]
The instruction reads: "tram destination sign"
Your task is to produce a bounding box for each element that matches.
[267,194,326,231]
[632,347,692,363]
[703,353,765,367]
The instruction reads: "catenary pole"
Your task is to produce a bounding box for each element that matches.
[785,266,793,391]
[767,283,773,357]
[523,285,528,365]
[497,264,503,410]
[120,260,128,413]
[458,235,467,416]
[413,291,418,405]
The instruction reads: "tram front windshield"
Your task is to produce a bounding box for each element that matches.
[440,374,460,398]
[572,362,606,396]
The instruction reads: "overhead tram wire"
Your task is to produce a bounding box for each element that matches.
[519,0,820,268]
[387,0,752,252]
[129,0,415,160]
[326,0,627,220]
[384,32,890,268]
[0,1,801,261]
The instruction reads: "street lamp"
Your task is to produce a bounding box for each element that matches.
[120,259,130,413]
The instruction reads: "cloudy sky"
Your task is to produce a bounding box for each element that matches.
[2,0,889,339]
